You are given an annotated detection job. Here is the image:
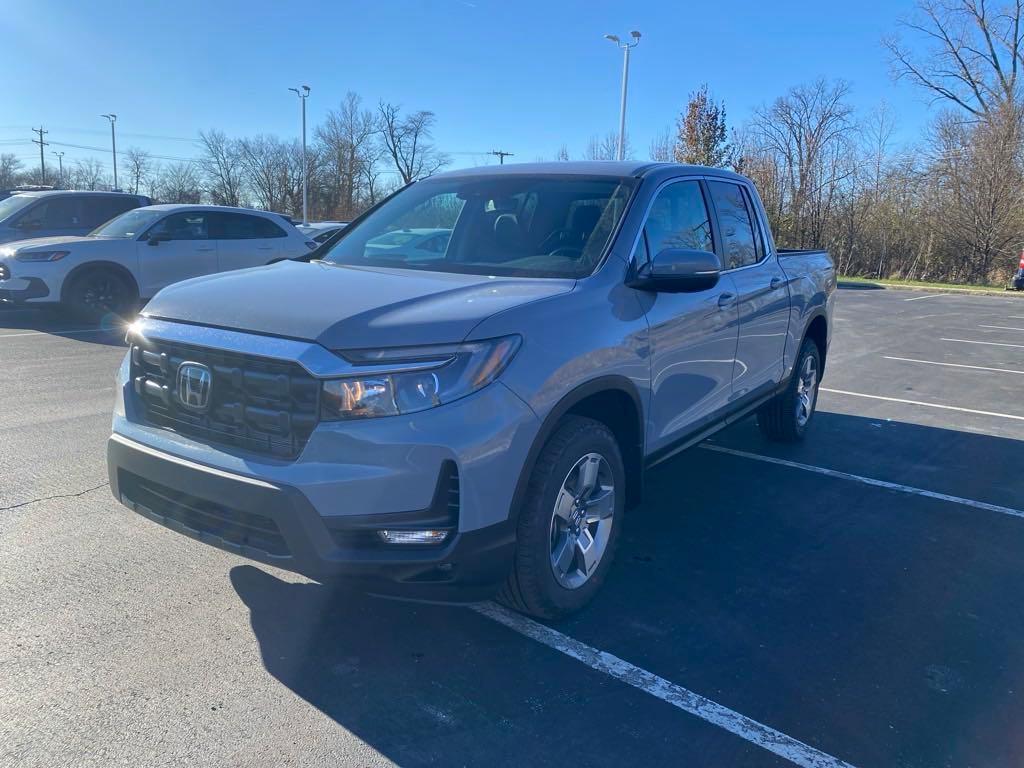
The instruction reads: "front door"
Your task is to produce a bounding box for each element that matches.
[638,179,740,455]
[137,211,217,298]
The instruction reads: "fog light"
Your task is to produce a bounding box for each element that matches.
[378,529,450,545]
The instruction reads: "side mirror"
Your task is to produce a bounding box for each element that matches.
[628,248,721,293]
[146,232,169,246]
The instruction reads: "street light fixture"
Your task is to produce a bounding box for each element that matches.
[101,114,118,190]
[289,85,311,225]
[52,151,65,188]
[605,30,641,161]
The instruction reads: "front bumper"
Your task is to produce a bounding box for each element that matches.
[108,434,517,601]
[0,275,50,303]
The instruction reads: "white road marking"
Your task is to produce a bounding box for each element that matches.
[979,324,1024,332]
[882,356,1024,376]
[0,327,114,339]
[473,601,857,768]
[903,293,948,301]
[941,337,1024,349]
[701,444,1024,520]
[820,387,1024,422]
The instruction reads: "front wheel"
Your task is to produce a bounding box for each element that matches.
[64,269,138,322]
[498,416,625,619]
[757,337,822,442]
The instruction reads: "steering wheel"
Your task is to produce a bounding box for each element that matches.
[538,228,576,253]
[548,246,583,260]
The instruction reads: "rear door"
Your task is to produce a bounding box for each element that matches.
[209,212,284,271]
[638,178,740,455]
[136,211,217,297]
[706,180,790,399]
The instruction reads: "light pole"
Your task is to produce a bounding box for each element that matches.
[604,31,641,162]
[101,114,118,190]
[289,85,311,225]
[52,151,64,187]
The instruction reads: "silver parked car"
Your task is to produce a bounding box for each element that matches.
[107,162,835,618]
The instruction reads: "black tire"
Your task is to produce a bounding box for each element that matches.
[63,268,138,322]
[757,337,822,442]
[498,416,625,620]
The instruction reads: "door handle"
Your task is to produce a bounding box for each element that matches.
[196,246,215,251]
[257,246,273,250]
[770,277,784,290]
[717,292,736,309]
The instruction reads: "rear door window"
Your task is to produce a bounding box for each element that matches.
[210,212,286,239]
[707,181,759,269]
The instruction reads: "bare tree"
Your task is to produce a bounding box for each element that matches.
[556,144,571,161]
[0,153,22,189]
[69,158,108,190]
[124,148,153,195]
[238,135,291,212]
[377,103,449,183]
[156,162,203,203]
[198,130,244,206]
[674,84,731,166]
[585,132,631,160]
[317,93,381,219]
[885,0,1024,117]
[648,127,675,162]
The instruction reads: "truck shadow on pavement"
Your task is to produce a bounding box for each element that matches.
[231,411,1024,768]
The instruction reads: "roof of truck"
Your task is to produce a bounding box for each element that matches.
[432,160,748,182]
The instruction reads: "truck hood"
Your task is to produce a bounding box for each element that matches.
[142,260,574,349]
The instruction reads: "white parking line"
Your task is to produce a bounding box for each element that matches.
[0,328,113,339]
[941,337,1024,349]
[701,444,1024,520]
[882,356,1024,375]
[979,325,1024,332]
[820,387,1024,422]
[903,293,948,301]
[474,601,857,768]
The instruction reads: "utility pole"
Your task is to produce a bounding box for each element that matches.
[604,31,641,161]
[288,86,311,225]
[32,127,48,185]
[490,150,514,165]
[52,151,65,187]
[101,114,118,190]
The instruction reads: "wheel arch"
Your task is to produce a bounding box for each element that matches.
[509,376,646,523]
[60,260,140,305]
[803,312,828,373]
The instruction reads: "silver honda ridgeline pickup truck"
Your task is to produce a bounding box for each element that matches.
[108,162,835,619]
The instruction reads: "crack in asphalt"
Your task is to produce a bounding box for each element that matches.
[0,482,110,513]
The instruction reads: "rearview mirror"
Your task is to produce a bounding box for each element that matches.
[628,248,721,293]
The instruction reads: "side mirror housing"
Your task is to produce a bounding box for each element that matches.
[628,248,721,293]
[146,232,169,246]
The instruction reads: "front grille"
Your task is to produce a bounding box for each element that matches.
[120,470,289,557]
[131,338,319,458]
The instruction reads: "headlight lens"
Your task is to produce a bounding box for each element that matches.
[321,335,521,420]
[15,250,69,262]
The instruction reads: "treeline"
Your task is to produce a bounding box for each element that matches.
[2,0,1021,285]
[0,94,447,223]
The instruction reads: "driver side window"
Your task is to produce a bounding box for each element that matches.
[641,181,714,262]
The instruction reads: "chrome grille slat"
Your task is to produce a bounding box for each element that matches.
[130,339,319,459]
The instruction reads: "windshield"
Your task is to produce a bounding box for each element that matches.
[322,175,635,278]
[90,208,164,238]
[0,195,37,222]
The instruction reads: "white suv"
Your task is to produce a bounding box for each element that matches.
[0,204,317,318]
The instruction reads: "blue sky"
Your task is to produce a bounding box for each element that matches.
[2,0,935,176]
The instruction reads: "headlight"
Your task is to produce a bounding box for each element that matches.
[15,250,69,262]
[321,335,521,420]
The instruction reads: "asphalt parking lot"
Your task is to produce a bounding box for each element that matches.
[2,286,1024,768]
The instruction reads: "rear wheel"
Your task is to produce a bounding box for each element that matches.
[64,268,138,322]
[757,337,821,442]
[498,416,624,619]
